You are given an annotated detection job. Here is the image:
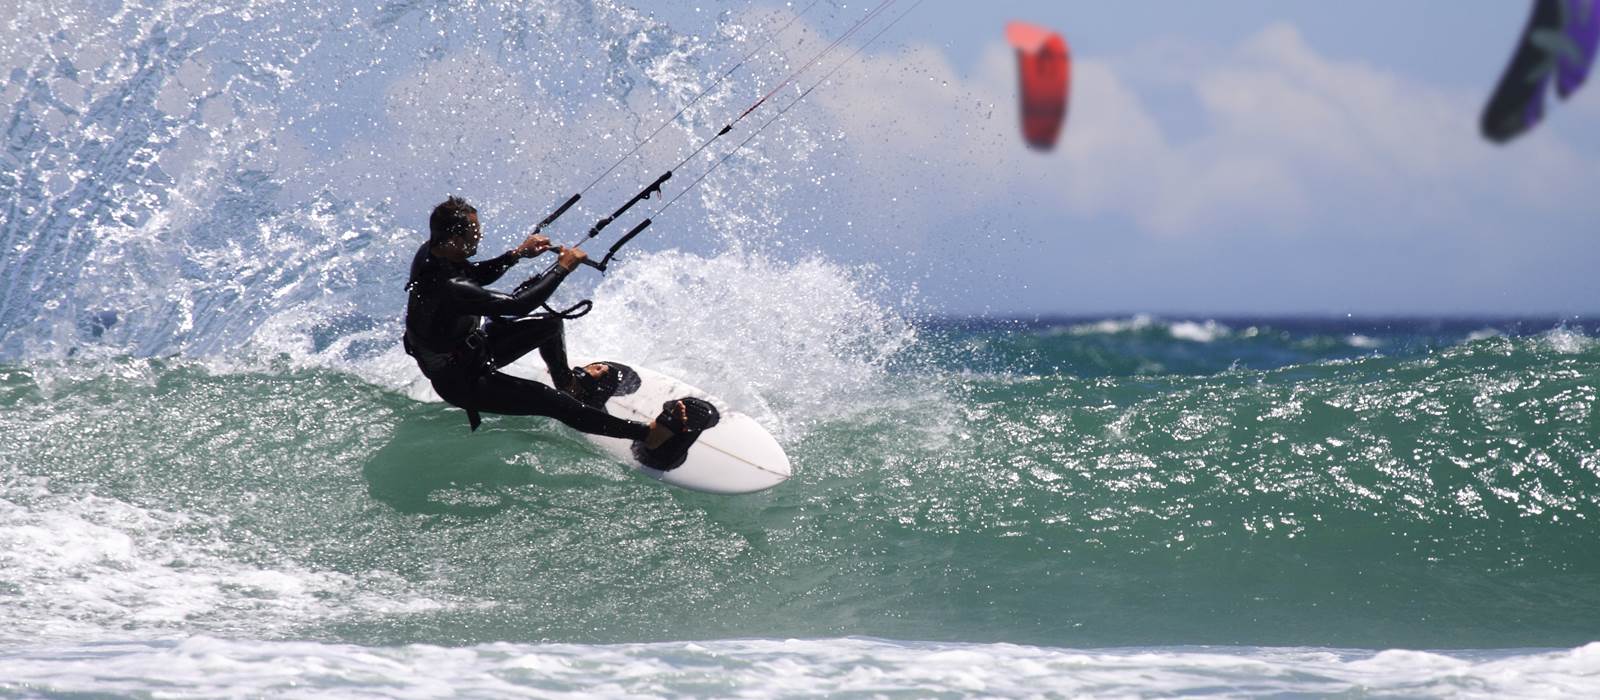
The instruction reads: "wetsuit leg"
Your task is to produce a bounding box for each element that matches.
[438,370,650,441]
[484,315,569,374]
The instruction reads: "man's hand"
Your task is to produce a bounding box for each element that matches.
[555,246,588,271]
[513,233,553,258]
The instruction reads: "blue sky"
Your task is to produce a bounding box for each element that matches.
[706,1,1600,316]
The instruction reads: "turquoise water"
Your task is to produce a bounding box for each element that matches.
[3,318,1599,695]
[4,320,1598,652]
[4,0,1598,694]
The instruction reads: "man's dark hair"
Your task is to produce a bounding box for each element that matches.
[429,196,477,245]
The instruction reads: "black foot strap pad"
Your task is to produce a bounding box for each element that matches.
[632,397,721,472]
[569,361,641,408]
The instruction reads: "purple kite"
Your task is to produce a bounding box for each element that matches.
[1481,0,1599,143]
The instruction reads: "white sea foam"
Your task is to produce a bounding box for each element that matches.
[560,250,919,440]
[0,478,445,646]
[1541,327,1595,354]
[1169,319,1230,343]
[1,637,1596,699]
[1061,315,1233,343]
[1065,314,1156,336]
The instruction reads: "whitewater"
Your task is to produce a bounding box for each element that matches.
[3,0,1599,696]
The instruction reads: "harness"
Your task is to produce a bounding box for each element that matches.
[403,322,494,432]
[402,326,490,375]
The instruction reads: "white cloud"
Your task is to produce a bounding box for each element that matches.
[810,21,1600,239]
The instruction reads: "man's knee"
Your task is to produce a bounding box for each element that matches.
[518,314,564,343]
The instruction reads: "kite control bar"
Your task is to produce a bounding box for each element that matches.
[578,218,653,273]
[520,205,651,322]
[532,193,581,235]
[587,171,671,241]
[534,171,669,277]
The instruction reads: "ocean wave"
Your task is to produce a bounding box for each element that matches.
[0,473,447,646]
[932,316,1595,377]
[2,637,1597,699]
[1060,315,1233,342]
[1064,314,1160,336]
[3,331,1596,649]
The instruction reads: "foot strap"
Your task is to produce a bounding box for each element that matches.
[632,397,721,472]
[568,361,640,408]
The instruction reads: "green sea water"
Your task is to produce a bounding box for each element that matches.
[5,323,1595,650]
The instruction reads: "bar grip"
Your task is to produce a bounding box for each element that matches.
[534,193,581,233]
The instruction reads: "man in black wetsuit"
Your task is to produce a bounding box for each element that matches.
[404,196,717,469]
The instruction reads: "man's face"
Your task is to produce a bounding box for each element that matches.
[456,212,482,257]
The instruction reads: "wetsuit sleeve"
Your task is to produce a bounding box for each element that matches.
[465,252,521,286]
[439,266,572,317]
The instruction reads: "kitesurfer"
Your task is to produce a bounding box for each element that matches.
[403,196,716,468]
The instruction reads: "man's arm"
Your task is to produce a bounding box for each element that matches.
[465,252,520,286]
[465,232,554,285]
[441,265,573,317]
[442,247,587,317]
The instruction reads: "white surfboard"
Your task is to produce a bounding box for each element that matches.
[408,359,791,494]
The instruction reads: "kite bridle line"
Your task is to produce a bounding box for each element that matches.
[648,0,926,226]
[536,0,905,274]
[528,0,921,319]
[527,0,832,245]
[546,0,827,230]
[573,0,927,283]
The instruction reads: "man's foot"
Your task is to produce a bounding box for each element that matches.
[559,362,607,394]
[633,397,720,471]
[644,419,673,450]
[562,361,640,408]
[554,367,585,396]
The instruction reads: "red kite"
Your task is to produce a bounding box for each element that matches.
[1006,21,1071,151]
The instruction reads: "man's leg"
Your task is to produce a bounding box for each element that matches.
[466,370,651,441]
[484,315,574,389]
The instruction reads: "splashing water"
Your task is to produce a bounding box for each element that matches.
[1,0,891,381]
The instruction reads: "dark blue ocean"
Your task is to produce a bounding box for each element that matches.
[4,0,1599,696]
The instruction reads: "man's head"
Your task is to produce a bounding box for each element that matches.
[429,196,481,258]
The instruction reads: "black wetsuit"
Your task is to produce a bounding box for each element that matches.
[403,242,650,440]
